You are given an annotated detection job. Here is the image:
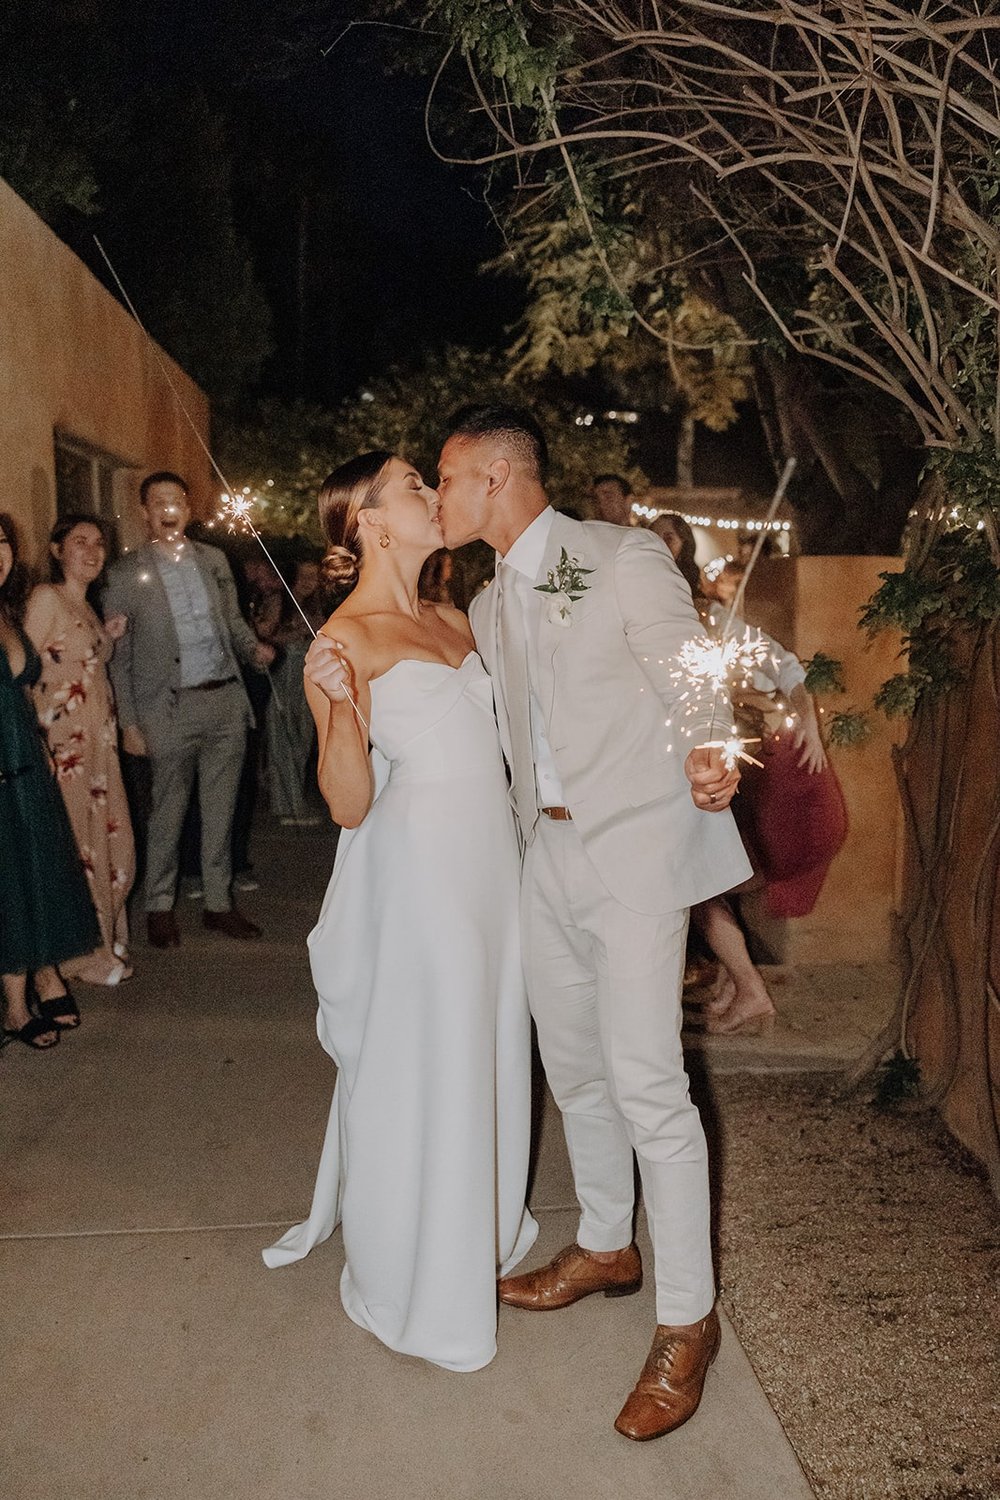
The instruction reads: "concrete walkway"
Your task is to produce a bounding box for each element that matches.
[2,823,816,1500]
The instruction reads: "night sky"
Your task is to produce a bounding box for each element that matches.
[146,4,520,398]
[242,22,523,395]
[32,0,769,487]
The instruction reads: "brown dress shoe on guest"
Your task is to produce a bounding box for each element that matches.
[147,911,181,948]
[203,909,261,940]
[614,1308,721,1441]
[498,1242,642,1311]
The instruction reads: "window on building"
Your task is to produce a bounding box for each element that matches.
[53,433,127,556]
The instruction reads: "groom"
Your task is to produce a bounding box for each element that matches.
[437,406,752,1441]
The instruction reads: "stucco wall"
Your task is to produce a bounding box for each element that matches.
[0,177,212,566]
[740,555,903,964]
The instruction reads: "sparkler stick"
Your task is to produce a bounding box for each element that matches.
[94,236,370,736]
[218,493,369,734]
[717,457,797,642]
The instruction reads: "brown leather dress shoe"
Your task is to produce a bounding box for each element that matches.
[203,909,261,940]
[614,1308,721,1441]
[498,1242,642,1311]
[147,911,180,948]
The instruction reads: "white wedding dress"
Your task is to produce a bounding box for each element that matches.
[263,651,538,1372]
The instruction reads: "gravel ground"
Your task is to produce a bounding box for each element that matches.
[709,1074,1000,1500]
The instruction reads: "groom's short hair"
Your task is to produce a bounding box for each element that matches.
[446,404,549,484]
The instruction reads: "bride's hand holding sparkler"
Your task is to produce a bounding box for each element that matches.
[685,744,740,812]
[306,632,375,826]
[306,634,357,706]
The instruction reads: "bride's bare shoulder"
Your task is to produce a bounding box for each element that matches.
[316,607,376,665]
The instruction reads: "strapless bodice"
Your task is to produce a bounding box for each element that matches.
[369,652,506,785]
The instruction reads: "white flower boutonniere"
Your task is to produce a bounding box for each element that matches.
[535,547,594,627]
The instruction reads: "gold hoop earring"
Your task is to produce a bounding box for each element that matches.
[379,532,391,549]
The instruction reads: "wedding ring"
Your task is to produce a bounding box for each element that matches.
[709,792,717,804]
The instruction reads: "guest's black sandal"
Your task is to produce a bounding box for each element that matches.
[2,1016,61,1050]
[36,990,81,1029]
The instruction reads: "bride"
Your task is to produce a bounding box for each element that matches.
[263,451,537,1371]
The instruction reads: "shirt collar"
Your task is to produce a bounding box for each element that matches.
[499,506,556,581]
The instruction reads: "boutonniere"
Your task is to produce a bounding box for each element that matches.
[535,547,594,627]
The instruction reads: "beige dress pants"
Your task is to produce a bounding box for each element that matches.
[521,814,715,1326]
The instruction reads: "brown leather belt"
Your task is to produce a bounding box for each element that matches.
[541,806,572,821]
[186,677,238,692]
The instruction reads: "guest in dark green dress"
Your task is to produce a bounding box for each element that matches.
[0,512,100,1050]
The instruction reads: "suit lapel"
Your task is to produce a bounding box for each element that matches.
[473,576,513,763]
[136,544,175,631]
[532,512,588,719]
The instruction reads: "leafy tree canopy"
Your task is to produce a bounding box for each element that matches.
[217,345,645,542]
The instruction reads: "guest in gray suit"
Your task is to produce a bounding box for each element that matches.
[105,473,275,947]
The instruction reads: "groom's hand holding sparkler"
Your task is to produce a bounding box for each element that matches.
[685,745,740,811]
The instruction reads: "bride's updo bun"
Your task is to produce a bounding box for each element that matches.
[317,451,394,594]
[320,544,360,590]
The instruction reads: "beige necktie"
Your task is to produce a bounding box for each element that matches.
[497,564,538,836]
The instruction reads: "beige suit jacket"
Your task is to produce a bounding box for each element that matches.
[104,540,258,750]
[470,512,752,916]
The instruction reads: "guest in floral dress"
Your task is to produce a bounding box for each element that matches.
[25,513,136,985]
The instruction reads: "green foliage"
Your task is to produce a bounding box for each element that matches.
[873,1052,922,1112]
[860,568,947,638]
[872,674,921,720]
[923,441,1000,533]
[428,0,565,108]
[803,652,845,696]
[826,709,873,748]
[493,181,753,431]
[216,400,343,539]
[861,522,1000,719]
[217,345,646,540]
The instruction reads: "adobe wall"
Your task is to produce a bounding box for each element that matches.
[739,555,903,964]
[0,178,212,566]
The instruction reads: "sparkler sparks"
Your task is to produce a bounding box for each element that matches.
[218,490,256,532]
[670,456,797,784]
[703,736,764,772]
[675,627,771,693]
[215,489,370,736]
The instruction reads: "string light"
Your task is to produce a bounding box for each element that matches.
[632,502,791,532]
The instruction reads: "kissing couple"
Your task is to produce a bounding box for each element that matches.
[263,405,751,1441]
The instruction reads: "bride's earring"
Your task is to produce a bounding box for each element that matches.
[379,532,391,549]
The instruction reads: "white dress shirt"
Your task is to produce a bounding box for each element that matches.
[153,541,230,687]
[500,508,567,807]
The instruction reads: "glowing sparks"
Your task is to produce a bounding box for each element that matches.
[703,735,764,771]
[218,490,257,533]
[671,630,770,775]
[674,627,771,693]
[214,487,370,735]
[665,459,799,783]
